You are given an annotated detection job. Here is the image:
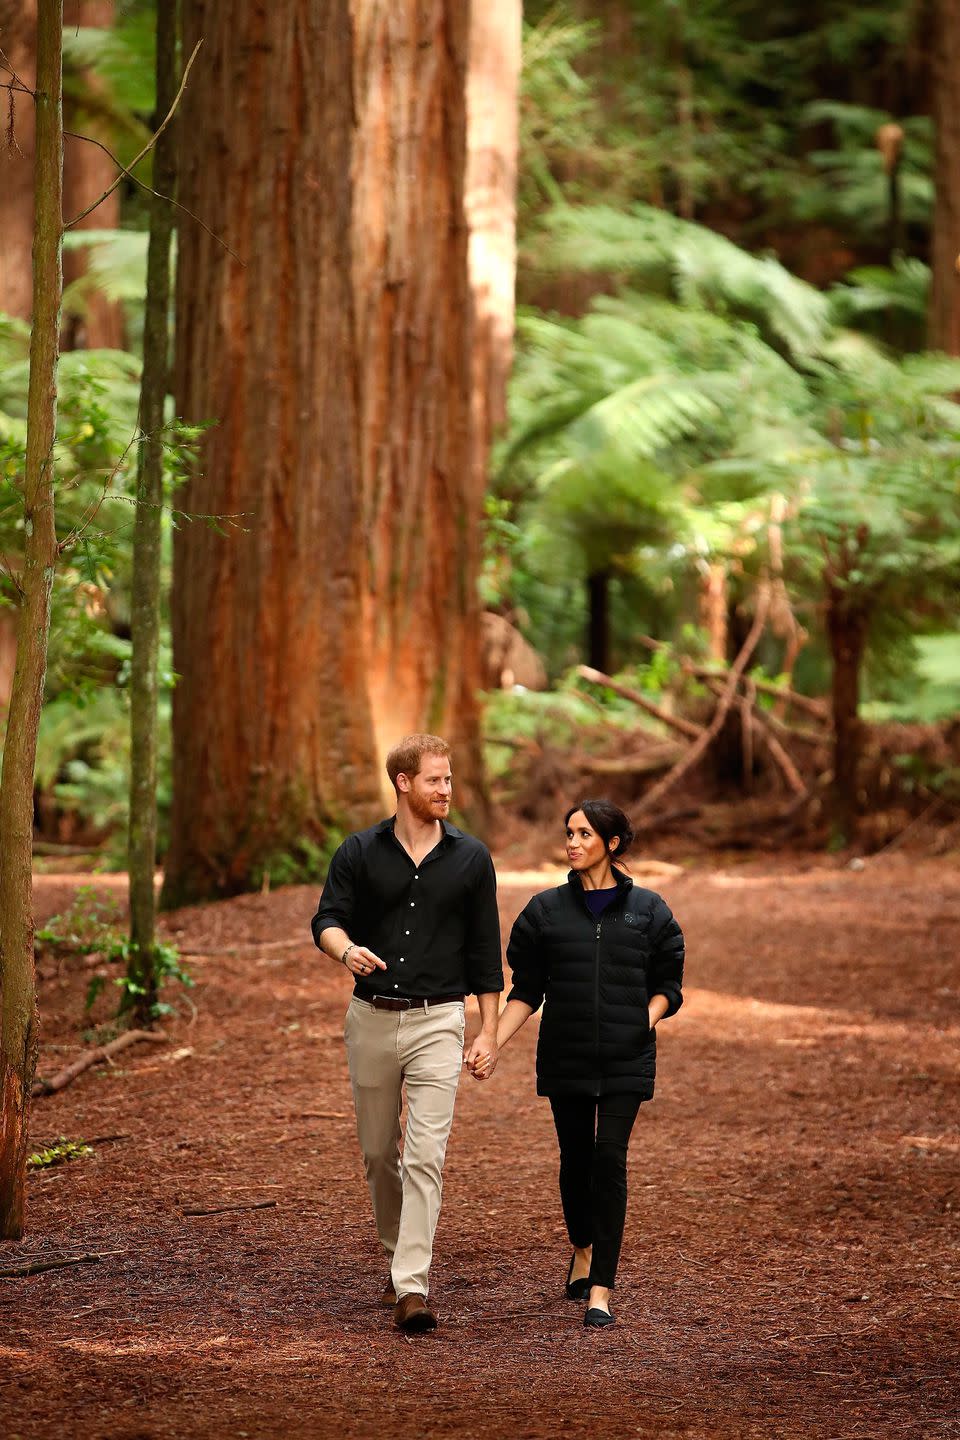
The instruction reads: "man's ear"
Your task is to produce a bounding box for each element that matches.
[396,772,411,794]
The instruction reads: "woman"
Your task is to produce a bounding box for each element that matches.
[482,799,684,1328]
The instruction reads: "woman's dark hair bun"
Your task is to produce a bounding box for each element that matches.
[564,798,635,865]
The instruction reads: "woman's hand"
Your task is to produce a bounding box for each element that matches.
[648,993,669,1030]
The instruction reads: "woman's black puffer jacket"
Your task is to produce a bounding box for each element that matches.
[506,869,684,1099]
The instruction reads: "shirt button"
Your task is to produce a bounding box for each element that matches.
[405,930,410,936]
[414,875,419,880]
[400,957,404,962]
[394,984,399,990]
[410,902,415,908]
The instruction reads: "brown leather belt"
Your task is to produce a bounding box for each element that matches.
[355,992,465,1012]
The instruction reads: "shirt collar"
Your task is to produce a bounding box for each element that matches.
[376,816,463,844]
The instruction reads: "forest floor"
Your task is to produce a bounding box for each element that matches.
[1,851,959,1440]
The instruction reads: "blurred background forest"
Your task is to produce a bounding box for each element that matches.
[2,0,960,893]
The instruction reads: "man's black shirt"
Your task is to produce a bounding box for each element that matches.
[311,817,504,999]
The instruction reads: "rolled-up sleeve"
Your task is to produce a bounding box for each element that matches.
[647,896,684,1017]
[464,851,504,995]
[310,836,361,948]
[506,898,547,1012]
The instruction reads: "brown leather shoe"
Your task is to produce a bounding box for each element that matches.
[379,1277,397,1308]
[394,1293,437,1333]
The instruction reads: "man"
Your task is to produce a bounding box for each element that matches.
[311,734,503,1334]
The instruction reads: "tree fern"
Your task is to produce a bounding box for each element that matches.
[537,204,830,362]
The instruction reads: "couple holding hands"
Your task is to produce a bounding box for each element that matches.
[311,733,684,1335]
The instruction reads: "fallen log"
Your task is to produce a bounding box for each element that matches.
[576,666,704,740]
[579,744,684,776]
[634,805,702,835]
[32,1029,167,1098]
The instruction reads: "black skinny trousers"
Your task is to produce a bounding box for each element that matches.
[549,1092,644,1289]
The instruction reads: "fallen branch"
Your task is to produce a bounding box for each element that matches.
[701,674,807,796]
[579,744,684,777]
[576,666,704,740]
[636,634,829,721]
[636,585,771,815]
[32,1029,167,1098]
[755,721,807,796]
[183,1200,278,1217]
[872,796,947,855]
[0,1252,106,1278]
[633,805,702,835]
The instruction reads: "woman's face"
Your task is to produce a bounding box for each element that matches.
[565,809,617,873]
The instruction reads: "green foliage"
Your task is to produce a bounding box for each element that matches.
[500,202,960,703]
[37,884,192,1021]
[109,937,193,1019]
[518,1,925,258]
[62,229,153,350]
[0,312,201,853]
[28,1138,93,1169]
[36,884,124,955]
[257,832,347,890]
[63,6,155,166]
[796,103,933,242]
[829,257,930,351]
[535,204,830,362]
[863,636,960,724]
[483,680,640,780]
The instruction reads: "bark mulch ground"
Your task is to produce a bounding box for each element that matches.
[1,852,958,1440]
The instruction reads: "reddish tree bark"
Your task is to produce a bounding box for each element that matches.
[352,1,489,824]
[168,0,517,896]
[61,0,124,350]
[930,0,960,351]
[0,0,38,320]
[165,0,382,904]
[466,0,520,458]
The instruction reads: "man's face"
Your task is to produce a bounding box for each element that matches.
[402,756,453,823]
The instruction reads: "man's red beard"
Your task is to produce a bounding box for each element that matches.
[407,789,450,824]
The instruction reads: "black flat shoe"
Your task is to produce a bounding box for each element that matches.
[565,1253,590,1301]
[584,1307,615,1329]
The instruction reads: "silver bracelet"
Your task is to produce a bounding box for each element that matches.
[341,943,356,967]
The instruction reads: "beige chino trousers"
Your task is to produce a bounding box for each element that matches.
[343,997,465,1299]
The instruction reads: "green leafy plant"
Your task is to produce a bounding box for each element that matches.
[28,1138,93,1169]
[36,886,192,1021]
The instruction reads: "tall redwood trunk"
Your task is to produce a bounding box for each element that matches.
[62,0,124,350]
[165,0,381,905]
[825,590,867,846]
[0,0,63,1239]
[466,0,520,459]
[930,0,960,351]
[0,0,38,320]
[352,1,488,825]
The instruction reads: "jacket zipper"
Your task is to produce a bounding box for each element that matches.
[593,918,602,1097]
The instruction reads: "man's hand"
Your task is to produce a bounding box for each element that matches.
[464,1031,498,1082]
[343,944,386,979]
